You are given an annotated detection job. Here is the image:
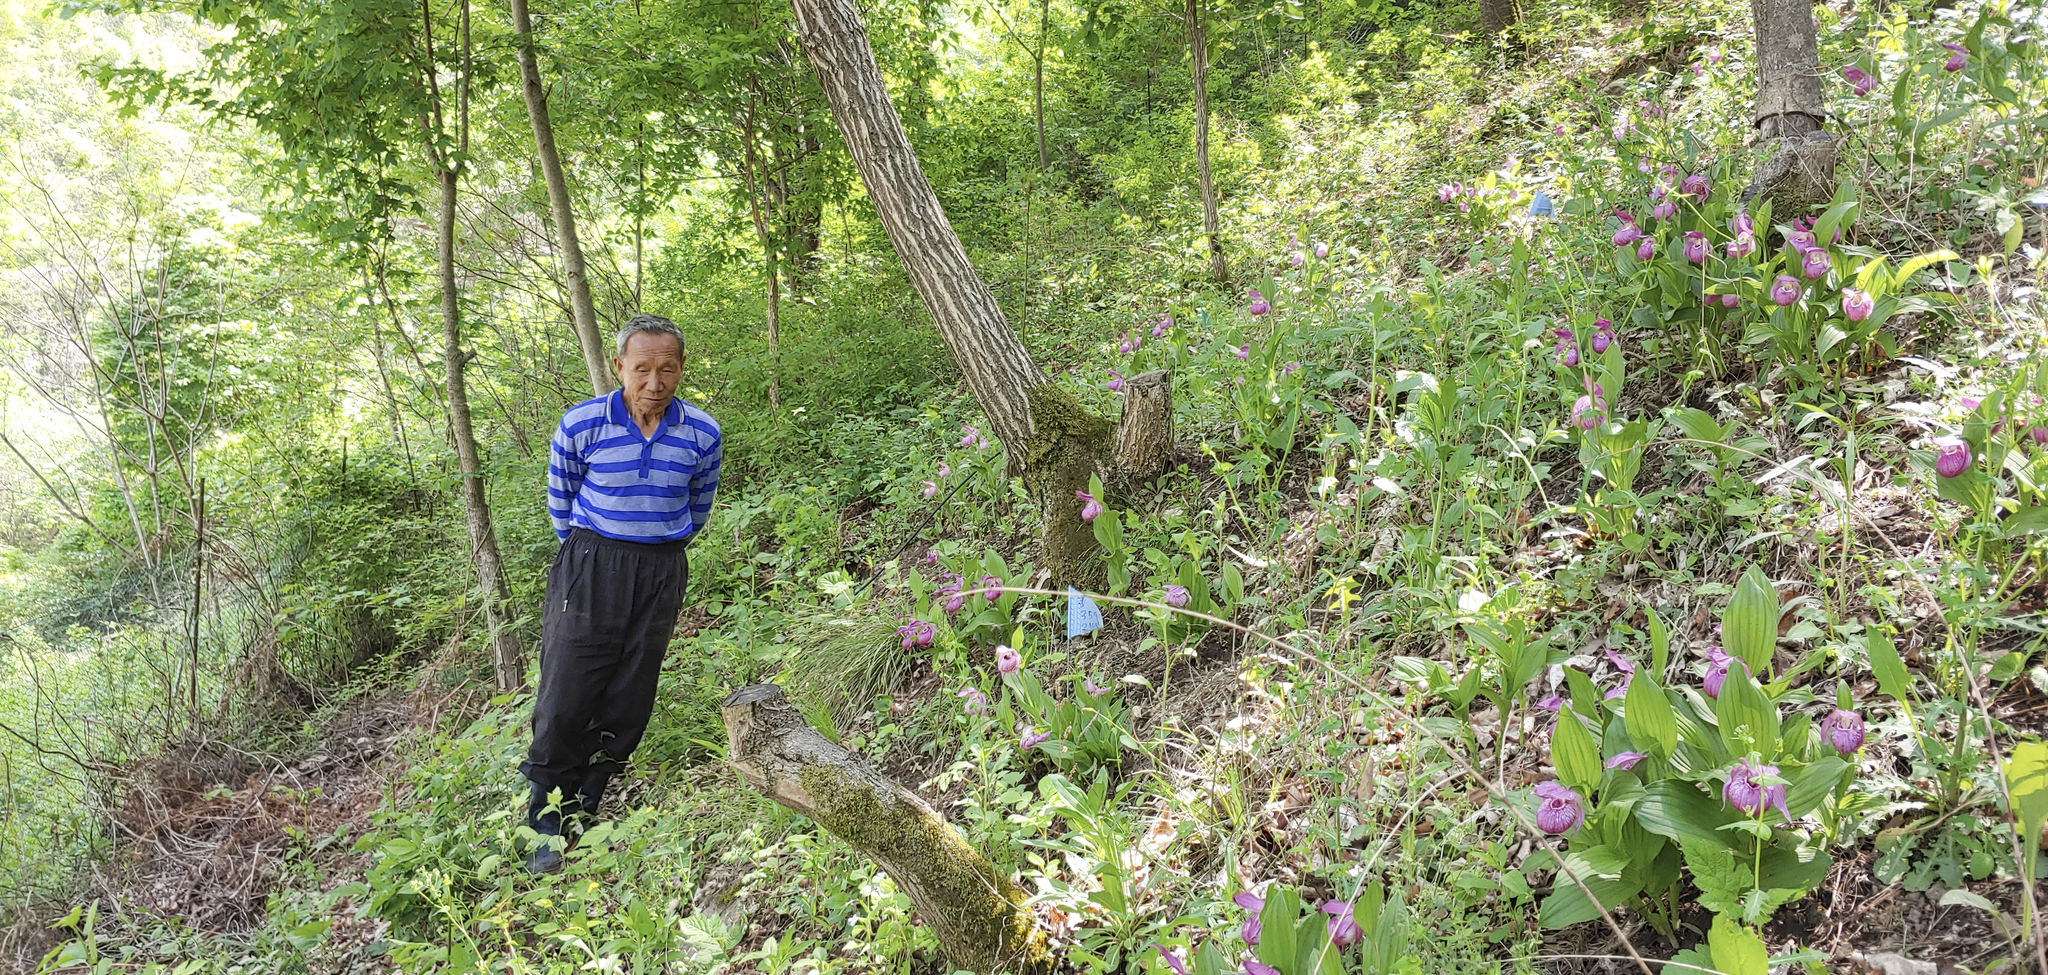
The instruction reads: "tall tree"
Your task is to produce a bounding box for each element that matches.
[1186,0,1227,282]
[508,0,616,398]
[1742,0,1838,211]
[786,0,1170,579]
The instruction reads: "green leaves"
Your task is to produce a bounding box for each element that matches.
[1624,674,1677,760]
[1713,660,1779,759]
[1722,565,1778,678]
[1866,630,1914,704]
[2004,740,2048,881]
[1551,712,1602,795]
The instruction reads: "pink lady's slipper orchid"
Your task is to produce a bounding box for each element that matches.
[1321,900,1363,948]
[920,480,938,498]
[995,644,1022,674]
[1154,945,1189,975]
[1118,332,1140,354]
[1731,211,1755,236]
[1721,293,1741,308]
[1591,318,1616,353]
[1651,201,1678,221]
[1247,288,1270,316]
[1152,315,1172,338]
[937,462,951,478]
[1771,275,1802,306]
[1084,676,1108,696]
[1843,66,1876,96]
[1836,289,1874,322]
[1281,361,1302,377]
[1314,241,1329,259]
[1076,490,1104,521]
[1726,233,1757,258]
[1682,174,1710,201]
[1536,693,1564,713]
[1233,891,1265,945]
[1437,183,1457,203]
[1820,708,1865,755]
[1533,781,1586,834]
[960,424,986,448]
[1572,393,1607,431]
[1607,751,1649,771]
[1554,328,1580,367]
[1637,238,1655,261]
[945,592,966,614]
[1603,649,1636,699]
[1703,645,1739,699]
[1683,231,1709,264]
[1163,584,1190,607]
[957,687,989,715]
[1106,370,1125,392]
[981,575,1003,599]
[1246,963,1280,975]
[1942,42,1967,72]
[1613,221,1643,247]
[896,620,935,649]
[1020,727,1051,749]
[1801,248,1831,280]
[1932,436,1971,478]
[1289,251,1304,268]
[1724,758,1792,823]
[1234,344,1250,361]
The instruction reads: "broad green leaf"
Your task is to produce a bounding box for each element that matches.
[1708,915,1769,975]
[1564,667,1602,721]
[1714,661,1779,759]
[1624,674,1678,760]
[1538,871,1642,929]
[1722,565,1778,677]
[1256,887,1299,970]
[2004,740,2048,881]
[1647,608,1670,677]
[2001,506,2048,537]
[1781,757,1846,818]
[1866,631,1914,704]
[1636,780,1737,848]
[1551,712,1603,795]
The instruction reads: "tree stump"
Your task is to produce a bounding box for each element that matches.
[721,684,1049,972]
[1114,369,1173,485]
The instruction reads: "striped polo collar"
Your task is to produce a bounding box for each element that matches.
[607,389,682,437]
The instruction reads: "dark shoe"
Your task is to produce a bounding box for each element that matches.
[526,781,580,836]
[572,772,612,832]
[525,843,564,875]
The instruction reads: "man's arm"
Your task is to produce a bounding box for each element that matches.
[686,430,722,542]
[546,419,586,540]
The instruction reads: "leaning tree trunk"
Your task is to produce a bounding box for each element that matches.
[789,0,1167,584]
[436,163,525,693]
[724,684,1050,972]
[1741,0,1839,211]
[1186,0,1226,283]
[509,0,615,397]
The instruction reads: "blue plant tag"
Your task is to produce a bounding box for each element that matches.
[1065,588,1102,639]
[1530,189,1556,217]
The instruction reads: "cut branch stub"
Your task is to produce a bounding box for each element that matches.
[721,684,1049,972]
[1113,369,1173,486]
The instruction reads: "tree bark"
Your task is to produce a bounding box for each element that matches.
[1114,369,1173,484]
[1480,0,1518,35]
[1749,0,1824,139]
[508,0,615,398]
[723,684,1049,972]
[436,163,525,694]
[1186,0,1226,283]
[1034,0,1049,174]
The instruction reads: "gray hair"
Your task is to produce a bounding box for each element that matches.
[614,313,685,356]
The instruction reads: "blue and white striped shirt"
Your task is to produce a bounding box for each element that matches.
[547,390,721,543]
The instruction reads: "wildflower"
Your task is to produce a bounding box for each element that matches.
[995,644,1021,674]
[1118,332,1140,354]
[1721,293,1740,308]
[1248,288,1270,316]
[1942,42,1966,72]
[1603,649,1636,699]
[1554,328,1580,367]
[1606,751,1649,770]
[1314,241,1329,259]
[1154,945,1190,975]
[924,548,939,566]
[1637,237,1655,261]
[1842,289,1874,322]
[957,687,989,715]
[1289,251,1304,268]
[1076,490,1104,521]
[1786,229,1817,253]
[1725,232,1756,258]
[960,424,986,448]
[1682,173,1710,201]
[1533,781,1586,834]
[1152,315,1172,338]
[1321,900,1363,948]
[1106,370,1125,392]
[1843,65,1876,96]
[1235,344,1250,361]
[1801,248,1831,280]
[1703,645,1737,699]
[1708,48,1722,63]
[1771,275,1802,306]
[1281,361,1302,376]
[1437,183,1457,203]
[1246,963,1280,975]
[1651,201,1678,221]
[1730,212,1754,236]
[1572,393,1607,431]
[1613,220,1643,247]
[1683,231,1709,264]
[1020,727,1051,749]
[1724,758,1791,822]
[1591,318,1616,353]
[1233,891,1264,945]
[896,620,935,649]
[1820,708,1865,755]
[1932,436,1971,478]
[921,480,938,498]
[1084,676,1108,696]
[1164,584,1189,608]
[1536,693,1564,712]
[945,592,966,614]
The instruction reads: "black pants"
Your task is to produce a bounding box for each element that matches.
[519,528,688,822]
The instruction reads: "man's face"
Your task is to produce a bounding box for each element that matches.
[613,331,684,417]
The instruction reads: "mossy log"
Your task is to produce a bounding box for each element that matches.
[721,684,1050,972]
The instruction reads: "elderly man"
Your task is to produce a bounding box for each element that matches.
[520,313,720,874]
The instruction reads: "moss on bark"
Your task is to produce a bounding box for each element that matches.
[1021,383,1114,588]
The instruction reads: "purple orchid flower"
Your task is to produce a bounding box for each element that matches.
[1721,293,1741,308]
[1233,890,1264,945]
[1637,237,1655,261]
[1681,174,1710,201]
[1842,289,1874,322]
[1683,231,1708,264]
[1932,436,1971,478]
[957,687,989,715]
[1573,393,1607,431]
[1771,275,1802,306]
[1819,708,1865,755]
[1801,248,1831,280]
[1152,315,1172,338]
[1235,344,1250,361]
[1942,42,1967,72]
[1163,584,1189,608]
[1606,751,1649,771]
[1107,370,1125,392]
[1591,318,1616,353]
[995,644,1021,674]
[1020,727,1051,749]
[1314,241,1329,259]
[1842,65,1876,95]
[1321,900,1363,948]
[1076,490,1104,521]
[1724,758,1792,822]
[1247,288,1270,316]
[1702,645,1738,699]
[1554,328,1580,367]
[1533,781,1586,834]
[1154,945,1189,975]
[959,424,986,448]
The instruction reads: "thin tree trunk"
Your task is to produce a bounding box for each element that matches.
[509,0,615,397]
[1034,0,1048,173]
[436,161,525,694]
[1187,0,1226,283]
[1480,0,1517,35]
[1750,0,1823,138]
[740,89,783,411]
